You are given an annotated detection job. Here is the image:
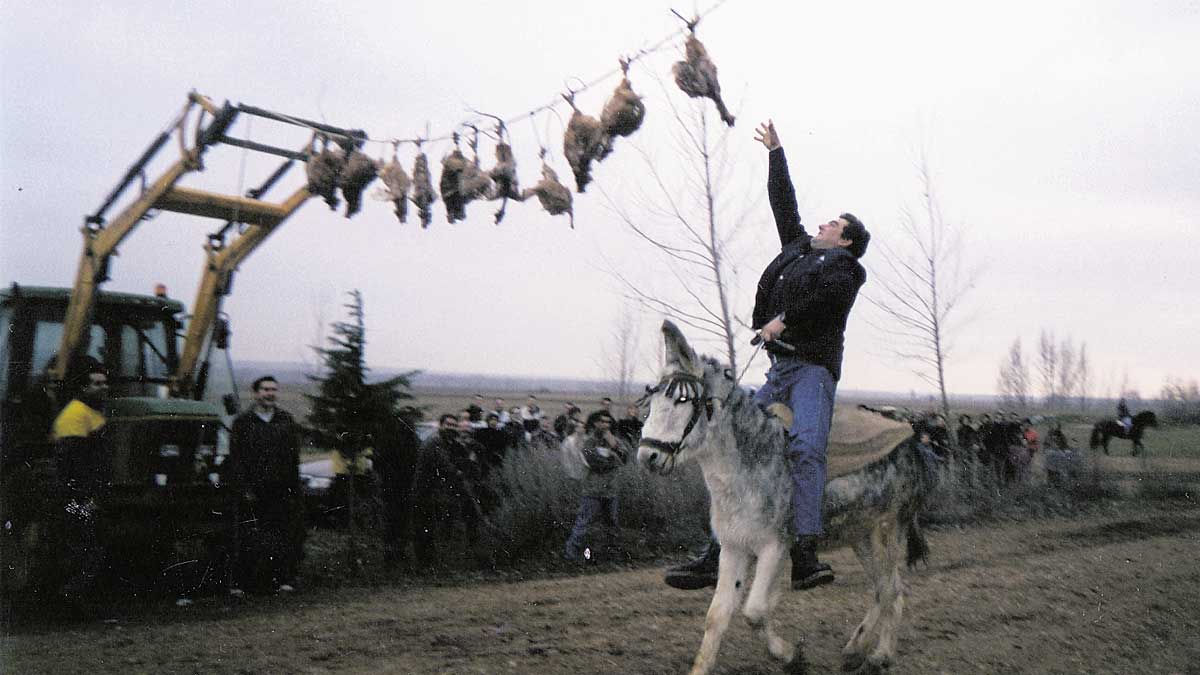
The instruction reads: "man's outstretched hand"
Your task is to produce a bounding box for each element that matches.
[755,120,781,151]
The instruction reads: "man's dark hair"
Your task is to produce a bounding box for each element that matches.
[439,413,459,425]
[486,412,500,422]
[840,212,871,259]
[69,358,107,392]
[585,410,615,432]
[252,375,277,392]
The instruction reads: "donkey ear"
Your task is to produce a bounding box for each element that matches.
[662,320,699,373]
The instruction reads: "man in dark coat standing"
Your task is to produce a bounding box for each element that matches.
[228,375,305,593]
[667,120,871,592]
[411,414,484,565]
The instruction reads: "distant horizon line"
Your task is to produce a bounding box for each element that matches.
[233,358,1137,405]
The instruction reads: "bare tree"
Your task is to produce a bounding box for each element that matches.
[599,302,642,400]
[996,338,1030,410]
[1037,329,1059,408]
[863,153,978,422]
[1076,341,1090,412]
[1056,335,1079,409]
[598,74,758,373]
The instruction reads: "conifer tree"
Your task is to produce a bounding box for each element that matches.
[306,290,416,537]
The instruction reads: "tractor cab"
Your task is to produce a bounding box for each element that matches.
[0,285,235,594]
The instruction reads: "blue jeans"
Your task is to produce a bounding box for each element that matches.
[754,357,836,537]
[565,495,619,557]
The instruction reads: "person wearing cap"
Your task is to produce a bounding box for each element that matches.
[666,119,871,592]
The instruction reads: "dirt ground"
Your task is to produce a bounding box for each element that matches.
[4,492,1199,675]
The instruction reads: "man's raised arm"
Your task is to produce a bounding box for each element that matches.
[755,120,806,247]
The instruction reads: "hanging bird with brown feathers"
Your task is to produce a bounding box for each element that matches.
[440,145,469,223]
[410,149,436,229]
[488,139,522,224]
[306,136,346,210]
[378,153,411,224]
[340,149,379,218]
[672,27,736,127]
[457,129,494,215]
[562,93,611,193]
[601,59,646,141]
[522,153,574,228]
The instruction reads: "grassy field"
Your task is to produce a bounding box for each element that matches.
[1059,420,1200,458]
[254,374,1200,462]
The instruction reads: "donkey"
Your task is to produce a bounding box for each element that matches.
[637,321,938,675]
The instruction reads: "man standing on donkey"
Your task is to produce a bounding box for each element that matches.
[666,119,871,591]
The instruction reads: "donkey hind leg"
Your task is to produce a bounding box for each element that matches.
[741,538,800,668]
[844,522,906,674]
[688,546,751,675]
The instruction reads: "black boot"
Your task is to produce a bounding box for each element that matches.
[790,536,834,590]
[664,539,720,590]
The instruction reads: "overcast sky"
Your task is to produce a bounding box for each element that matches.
[2,1,1197,401]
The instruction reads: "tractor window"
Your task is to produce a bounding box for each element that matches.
[120,321,171,380]
[31,320,105,379]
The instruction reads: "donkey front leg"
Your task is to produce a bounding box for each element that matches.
[688,546,750,675]
[866,526,906,673]
[843,533,883,672]
[742,539,800,668]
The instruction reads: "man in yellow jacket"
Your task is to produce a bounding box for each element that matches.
[51,362,110,598]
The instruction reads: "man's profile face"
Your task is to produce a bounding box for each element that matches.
[812,217,852,250]
[254,380,279,409]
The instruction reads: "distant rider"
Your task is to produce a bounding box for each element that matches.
[1117,398,1132,434]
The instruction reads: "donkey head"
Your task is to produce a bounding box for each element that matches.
[637,320,716,473]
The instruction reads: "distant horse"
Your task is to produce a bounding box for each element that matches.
[1090,410,1158,456]
[636,321,938,675]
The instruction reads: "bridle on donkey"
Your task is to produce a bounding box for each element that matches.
[637,366,745,474]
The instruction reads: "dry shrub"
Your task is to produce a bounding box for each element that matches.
[479,447,710,564]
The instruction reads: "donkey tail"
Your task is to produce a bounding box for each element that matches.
[905,516,930,569]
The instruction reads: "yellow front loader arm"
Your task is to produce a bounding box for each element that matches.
[51,91,366,398]
[172,184,310,397]
[50,92,237,384]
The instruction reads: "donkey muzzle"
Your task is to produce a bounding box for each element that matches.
[638,438,680,473]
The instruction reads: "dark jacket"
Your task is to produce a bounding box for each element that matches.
[579,432,630,498]
[228,408,301,495]
[752,148,866,381]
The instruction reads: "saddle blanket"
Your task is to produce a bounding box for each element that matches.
[767,404,914,480]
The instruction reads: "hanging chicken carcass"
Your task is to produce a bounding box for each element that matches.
[601,62,646,140]
[306,139,346,210]
[410,151,436,228]
[488,141,522,224]
[378,158,411,224]
[562,96,611,193]
[672,33,735,127]
[340,150,379,218]
[522,159,574,229]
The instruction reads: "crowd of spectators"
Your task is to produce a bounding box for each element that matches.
[400,394,644,567]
